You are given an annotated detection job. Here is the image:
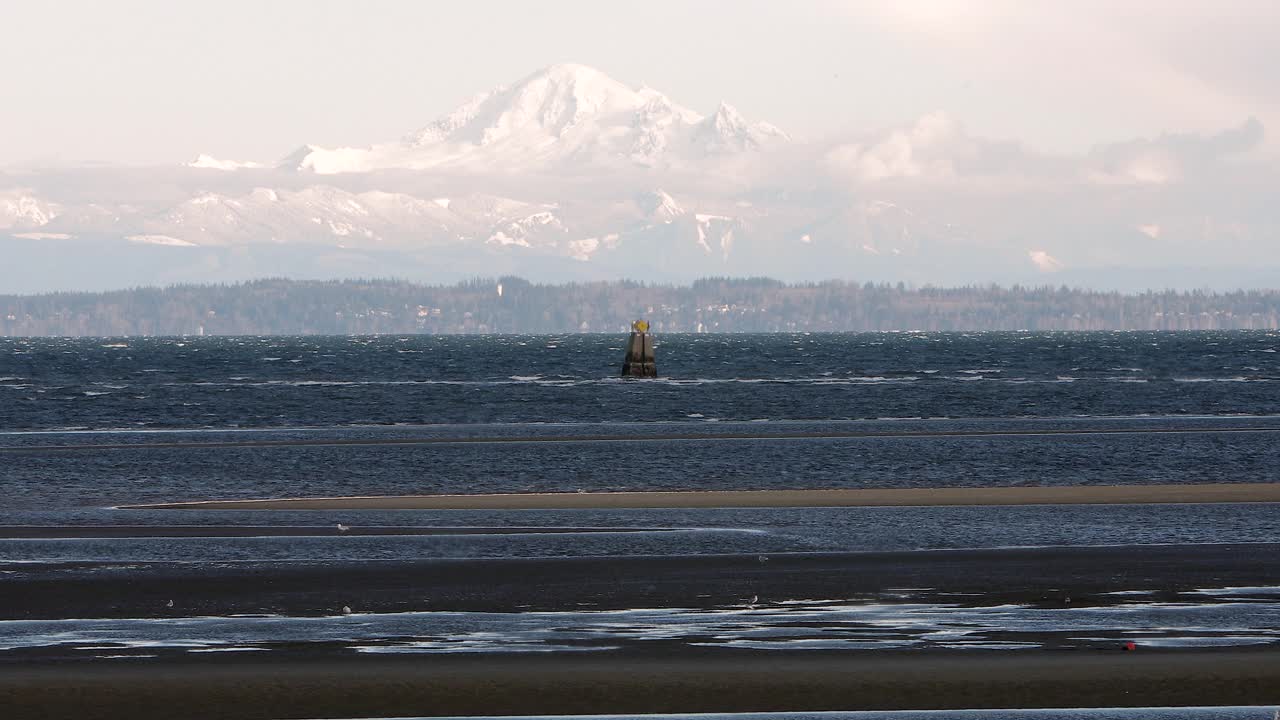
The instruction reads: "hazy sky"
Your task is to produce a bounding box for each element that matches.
[1,0,1275,166]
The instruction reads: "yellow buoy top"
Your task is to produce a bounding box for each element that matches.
[632,319,650,334]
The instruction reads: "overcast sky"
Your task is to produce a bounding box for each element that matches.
[1,0,1275,166]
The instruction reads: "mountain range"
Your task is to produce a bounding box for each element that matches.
[1,64,1276,293]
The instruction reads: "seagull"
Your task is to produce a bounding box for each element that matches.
[336,523,350,533]
[341,605,352,615]
[165,599,174,608]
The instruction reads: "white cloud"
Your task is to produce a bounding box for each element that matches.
[819,111,1266,190]
[824,112,961,182]
[12,231,72,240]
[126,234,198,247]
[1086,118,1264,185]
[188,154,264,171]
[821,112,1051,185]
[840,1,1280,153]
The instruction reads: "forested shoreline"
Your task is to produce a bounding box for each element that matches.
[3,277,1280,336]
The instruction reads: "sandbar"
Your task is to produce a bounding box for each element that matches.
[121,482,1280,510]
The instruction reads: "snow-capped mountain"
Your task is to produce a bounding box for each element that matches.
[141,187,447,247]
[128,185,594,253]
[638,189,685,224]
[2,64,1273,293]
[282,64,789,174]
[0,190,57,230]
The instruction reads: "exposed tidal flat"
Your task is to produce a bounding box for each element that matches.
[2,333,1279,716]
[3,653,1279,719]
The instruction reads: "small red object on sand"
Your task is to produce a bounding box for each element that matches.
[1122,641,1137,651]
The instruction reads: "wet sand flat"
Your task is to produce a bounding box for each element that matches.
[6,543,1277,619]
[0,525,670,539]
[2,650,1278,719]
[121,482,1280,510]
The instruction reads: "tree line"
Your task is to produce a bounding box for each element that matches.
[3,277,1279,336]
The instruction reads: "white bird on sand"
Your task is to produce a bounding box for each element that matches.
[165,599,174,608]
[336,523,350,533]
[341,605,352,615]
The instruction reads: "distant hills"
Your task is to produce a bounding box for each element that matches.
[3,277,1279,336]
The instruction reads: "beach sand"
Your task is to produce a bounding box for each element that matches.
[120,482,1280,510]
[3,650,1279,719]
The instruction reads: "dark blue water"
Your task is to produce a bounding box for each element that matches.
[3,331,1279,509]
[3,333,1279,661]
[2,332,1279,430]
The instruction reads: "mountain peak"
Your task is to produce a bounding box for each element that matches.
[284,65,786,174]
[401,63,652,151]
[528,62,613,83]
[694,102,789,154]
[713,102,747,128]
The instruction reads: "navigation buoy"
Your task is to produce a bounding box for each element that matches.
[621,319,657,378]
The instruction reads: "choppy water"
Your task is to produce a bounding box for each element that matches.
[2,332,1279,430]
[5,332,1280,513]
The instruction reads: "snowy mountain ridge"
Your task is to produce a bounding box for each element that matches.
[282,64,789,174]
[0,190,57,229]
